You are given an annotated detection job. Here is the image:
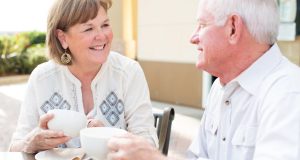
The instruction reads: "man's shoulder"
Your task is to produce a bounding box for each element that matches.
[263,59,300,91]
[254,59,300,103]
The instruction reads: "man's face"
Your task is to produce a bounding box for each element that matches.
[190,6,231,76]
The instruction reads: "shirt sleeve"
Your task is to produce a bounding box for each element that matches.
[187,112,213,160]
[254,91,300,160]
[123,62,158,147]
[11,72,40,142]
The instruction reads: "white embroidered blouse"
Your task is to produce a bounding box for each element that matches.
[12,51,158,147]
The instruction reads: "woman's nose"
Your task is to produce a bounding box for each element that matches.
[95,29,106,40]
[190,33,199,44]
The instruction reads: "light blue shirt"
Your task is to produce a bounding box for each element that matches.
[187,44,300,160]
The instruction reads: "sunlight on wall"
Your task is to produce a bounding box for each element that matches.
[0,108,6,118]
[0,0,53,32]
[137,0,199,63]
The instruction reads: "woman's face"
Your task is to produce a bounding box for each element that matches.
[57,6,113,68]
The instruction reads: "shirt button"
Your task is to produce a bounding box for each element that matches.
[225,100,230,105]
[222,137,226,141]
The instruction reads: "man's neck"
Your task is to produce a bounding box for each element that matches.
[218,42,271,85]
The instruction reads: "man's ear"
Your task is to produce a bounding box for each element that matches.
[226,14,243,44]
[56,29,68,49]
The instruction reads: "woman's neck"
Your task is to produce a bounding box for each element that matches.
[68,63,102,83]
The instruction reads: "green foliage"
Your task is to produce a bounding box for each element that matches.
[0,31,48,76]
[13,31,46,53]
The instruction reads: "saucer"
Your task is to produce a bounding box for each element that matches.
[35,148,85,160]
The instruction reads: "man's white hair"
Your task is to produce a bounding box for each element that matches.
[198,0,279,44]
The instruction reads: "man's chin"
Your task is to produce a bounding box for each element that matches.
[195,62,204,70]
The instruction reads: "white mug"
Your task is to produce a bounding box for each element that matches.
[80,127,126,160]
[47,109,87,137]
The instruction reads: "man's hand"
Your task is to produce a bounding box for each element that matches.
[107,133,166,160]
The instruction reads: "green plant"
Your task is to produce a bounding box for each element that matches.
[13,31,46,53]
[22,44,48,73]
[0,31,48,76]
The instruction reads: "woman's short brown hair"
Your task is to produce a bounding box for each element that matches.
[46,0,112,65]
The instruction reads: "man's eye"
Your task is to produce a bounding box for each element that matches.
[199,24,206,29]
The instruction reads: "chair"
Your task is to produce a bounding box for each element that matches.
[153,107,175,155]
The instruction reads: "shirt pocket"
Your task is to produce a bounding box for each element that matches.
[232,126,257,146]
[204,114,219,136]
[231,126,257,160]
[204,114,219,157]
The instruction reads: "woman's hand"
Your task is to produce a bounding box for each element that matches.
[86,115,105,128]
[22,113,71,153]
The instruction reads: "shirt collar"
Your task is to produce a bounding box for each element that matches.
[234,43,283,95]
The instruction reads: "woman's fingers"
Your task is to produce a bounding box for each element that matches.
[87,119,105,127]
[24,127,70,153]
[39,113,54,129]
[41,129,67,139]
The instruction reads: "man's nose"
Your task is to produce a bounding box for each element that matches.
[190,33,199,44]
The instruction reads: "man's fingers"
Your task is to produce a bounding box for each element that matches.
[108,137,121,151]
[108,135,134,151]
[107,149,127,160]
[111,132,132,139]
[39,113,54,129]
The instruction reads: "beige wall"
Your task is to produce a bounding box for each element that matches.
[139,61,202,108]
[278,36,300,66]
[137,0,199,63]
[109,1,300,109]
[137,0,202,108]
[109,0,138,58]
[108,0,124,54]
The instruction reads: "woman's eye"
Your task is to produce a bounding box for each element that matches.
[102,23,110,28]
[84,28,92,32]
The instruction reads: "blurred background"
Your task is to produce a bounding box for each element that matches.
[0,0,300,159]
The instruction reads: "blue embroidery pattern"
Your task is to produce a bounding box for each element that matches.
[41,92,70,113]
[50,93,63,106]
[41,101,54,113]
[107,111,119,126]
[106,92,118,106]
[99,91,124,126]
[115,100,124,114]
[100,101,110,115]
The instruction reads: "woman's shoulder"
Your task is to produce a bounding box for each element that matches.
[108,51,140,71]
[29,60,62,81]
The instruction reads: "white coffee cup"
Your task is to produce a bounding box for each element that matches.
[47,109,87,137]
[80,127,126,160]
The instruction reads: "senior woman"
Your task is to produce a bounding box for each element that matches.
[9,0,158,153]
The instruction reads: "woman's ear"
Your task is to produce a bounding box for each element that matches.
[226,14,243,44]
[56,29,68,49]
